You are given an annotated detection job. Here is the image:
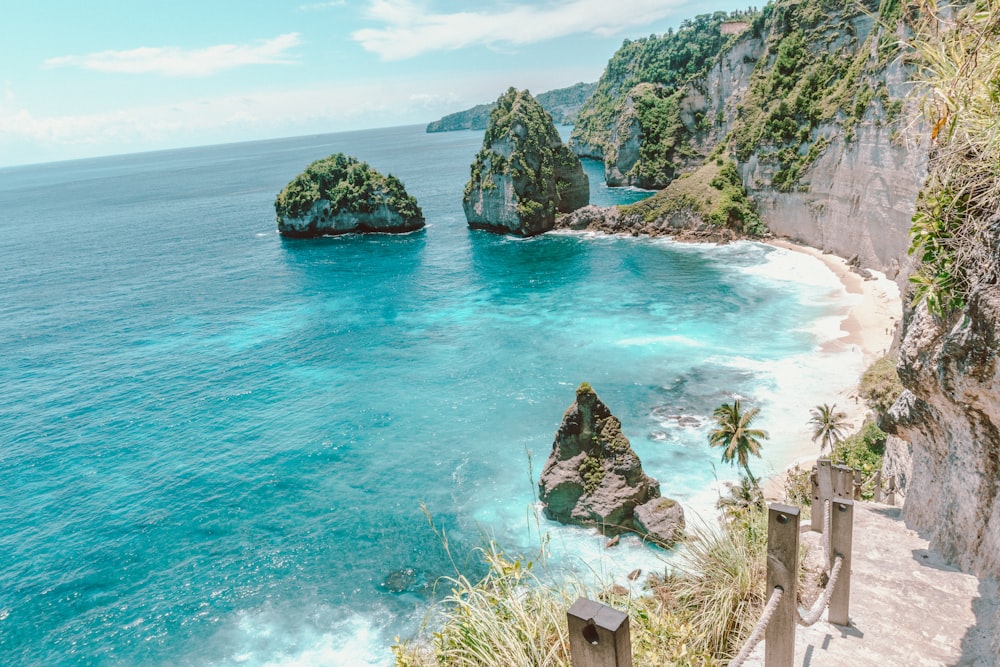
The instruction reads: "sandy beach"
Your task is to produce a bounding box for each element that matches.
[761,238,903,499]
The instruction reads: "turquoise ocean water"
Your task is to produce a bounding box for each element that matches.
[0,125,862,665]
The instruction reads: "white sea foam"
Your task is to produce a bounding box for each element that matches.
[214,605,394,667]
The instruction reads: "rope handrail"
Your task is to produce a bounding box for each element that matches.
[821,498,832,565]
[728,586,784,667]
[797,554,844,627]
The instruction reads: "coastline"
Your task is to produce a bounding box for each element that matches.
[761,237,902,499]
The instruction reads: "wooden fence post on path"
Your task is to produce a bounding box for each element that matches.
[765,504,800,667]
[828,499,854,626]
[567,597,632,667]
[812,459,832,532]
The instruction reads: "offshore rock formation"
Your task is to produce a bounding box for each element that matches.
[274,153,424,238]
[463,88,589,237]
[538,383,684,544]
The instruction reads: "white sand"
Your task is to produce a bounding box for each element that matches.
[761,238,902,500]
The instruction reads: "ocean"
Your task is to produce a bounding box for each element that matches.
[0,124,862,666]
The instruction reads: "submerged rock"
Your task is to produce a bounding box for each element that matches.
[463,88,588,237]
[275,153,424,238]
[537,383,683,544]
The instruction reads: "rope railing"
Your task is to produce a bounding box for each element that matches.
[797,554,844,627]
[728,586,785,667]
[566,486,857,667]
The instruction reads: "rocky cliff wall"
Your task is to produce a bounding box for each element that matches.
[747,61,927,283]
[887,278,1000,579]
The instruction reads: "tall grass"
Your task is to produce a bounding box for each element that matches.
[908,0,1000,315]
[393,509,768,666]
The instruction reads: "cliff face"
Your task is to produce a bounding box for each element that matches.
[570,0,925,280]
[880,2,1000,583]
[888,280,1000,578]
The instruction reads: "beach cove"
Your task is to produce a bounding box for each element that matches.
[0,125,901,666]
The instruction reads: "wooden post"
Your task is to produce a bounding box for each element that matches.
[853,470,863,500]
[833,465,853,499]
[812,459,832,532]
[810,468,821,531]
[567,598,632,667]
[828,499,854,626]
[886,475,897,506]
[765,504,800,667]
[873,470,883,503]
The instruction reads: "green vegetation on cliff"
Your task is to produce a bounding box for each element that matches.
[464,87,586,232]
[621,158,764,235]
[728,0,905,192]
[572,11,757,186]
[908,0,1000,316]
[274,153,422,221]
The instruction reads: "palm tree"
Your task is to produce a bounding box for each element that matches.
[809,403,848,454]
[708,399,768,487]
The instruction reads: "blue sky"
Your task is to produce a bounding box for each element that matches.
[0,0,753,167]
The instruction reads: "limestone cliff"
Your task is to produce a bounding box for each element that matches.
[538,383,684,544]
[274,153,424,238]
[569,0,925,280]
[880,2,1000,583]
[463,88,588,237]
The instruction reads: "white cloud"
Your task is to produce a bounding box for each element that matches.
[42,33,303,77]
[352,0,689,60]
[298,0,345,10]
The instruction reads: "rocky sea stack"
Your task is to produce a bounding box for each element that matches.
[538,383,684,545]
[463,88,589,237]
[275,153,424,238]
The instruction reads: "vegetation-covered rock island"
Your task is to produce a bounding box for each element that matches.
[274,153,424,238]
[462,88,589,236]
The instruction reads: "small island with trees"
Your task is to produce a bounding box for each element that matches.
[274,153,424,238]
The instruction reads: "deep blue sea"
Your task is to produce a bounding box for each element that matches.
[0,124,862,666]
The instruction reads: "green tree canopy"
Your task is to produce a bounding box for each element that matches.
[809,403,848,454]
[709,399,768,487]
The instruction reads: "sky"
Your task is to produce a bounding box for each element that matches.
[0,0,754,167]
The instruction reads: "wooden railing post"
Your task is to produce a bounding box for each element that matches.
[765,503,800,667]
[886,475,897,506]
[873,470,883,503]
[828,499,854,626]
[832,465,853,500]
[567,598,632,667]
[811,459,832,532]
[853,470,863,500]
